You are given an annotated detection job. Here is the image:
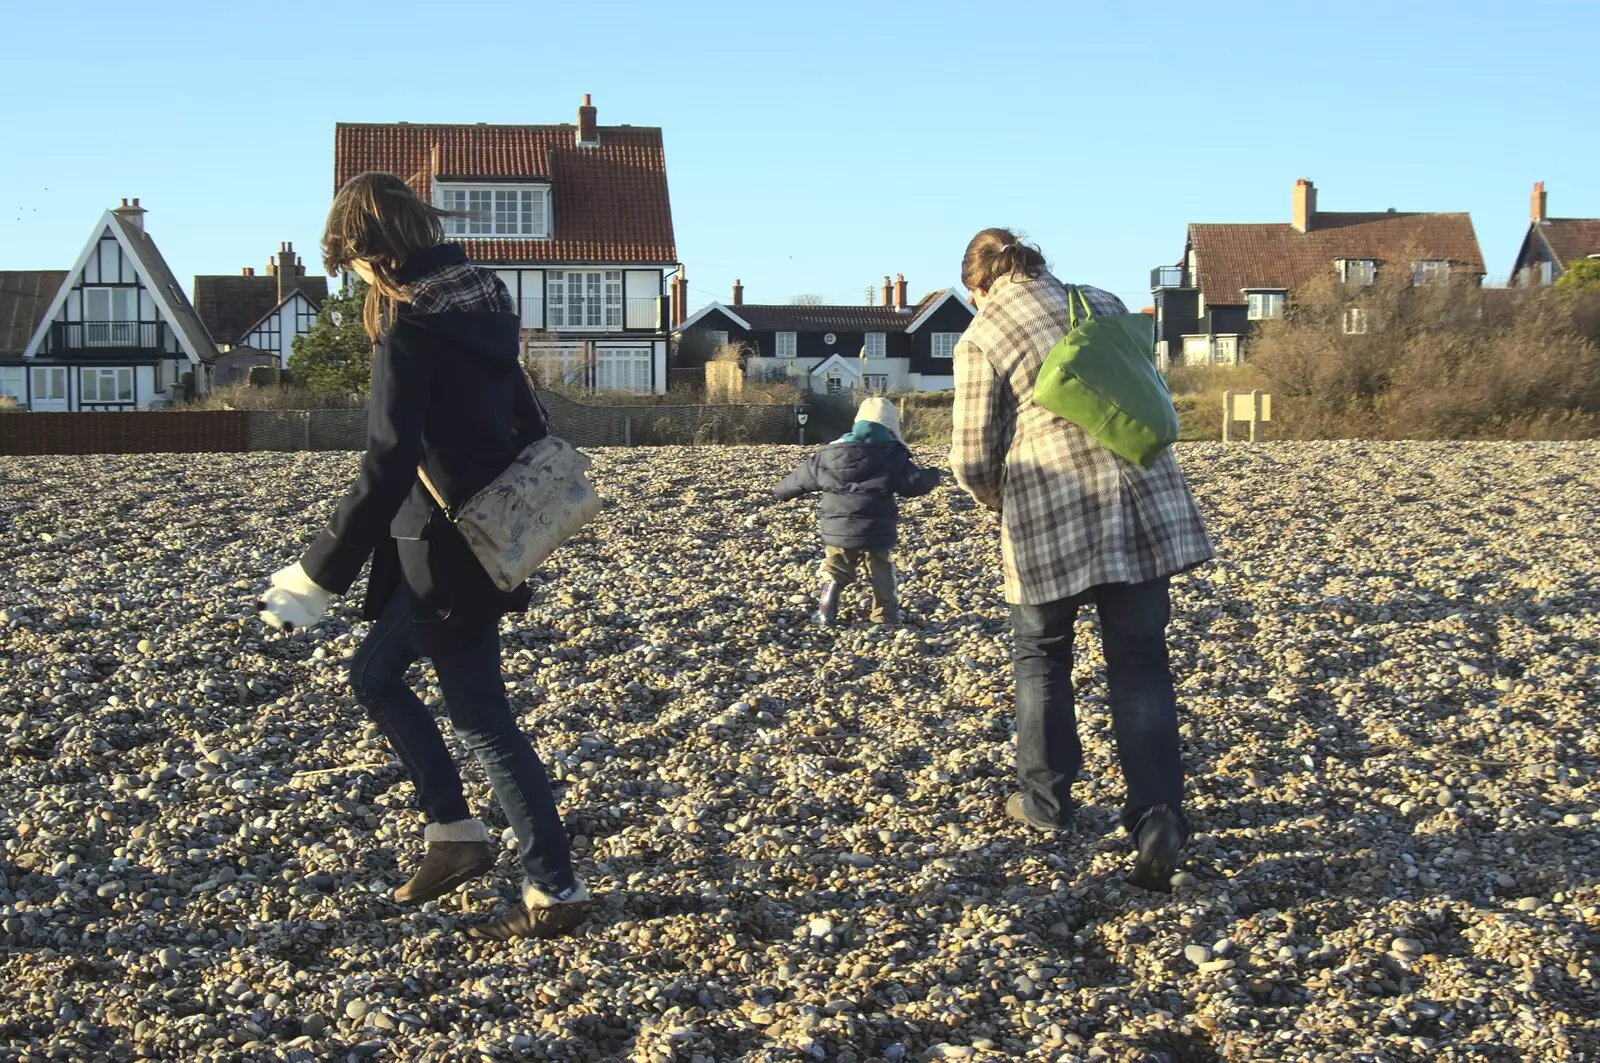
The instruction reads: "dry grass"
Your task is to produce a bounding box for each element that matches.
[1247,277,1600,439]
[176,383,364,412]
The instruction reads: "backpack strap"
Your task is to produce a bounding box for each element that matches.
[1065,284,1095,330]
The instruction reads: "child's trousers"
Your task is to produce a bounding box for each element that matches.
[820,546,899,623]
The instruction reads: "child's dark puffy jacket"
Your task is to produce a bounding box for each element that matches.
[774,441,940,549]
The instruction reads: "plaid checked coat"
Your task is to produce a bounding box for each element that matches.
[950,272,1213,605]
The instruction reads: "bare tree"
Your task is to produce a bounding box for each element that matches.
[790,294,824,306]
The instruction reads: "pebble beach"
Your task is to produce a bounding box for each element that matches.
[0,441,1596,1063]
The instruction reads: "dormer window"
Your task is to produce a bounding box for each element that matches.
[1411,260,1451,286]
[1245,290,1285,320]
[436,183,551,239]
[1338,259,1376,286]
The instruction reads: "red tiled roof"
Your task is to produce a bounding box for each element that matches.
[334,121,676,265]
[1537,219,1600,269]
[0,270,67,355]
[1189,212,1485,306]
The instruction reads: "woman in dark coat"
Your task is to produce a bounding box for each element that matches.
[257,172,587,938]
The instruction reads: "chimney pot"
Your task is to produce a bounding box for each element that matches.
[1532,181,1548,224]
[242,267,254,276]
[1292,178,1317,234]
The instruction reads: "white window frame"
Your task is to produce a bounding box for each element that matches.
[775,331,797,359]
[0,367,25,403]
[1246,291,1285,321]
[1339,259,1376,286]
[81,367,134,404]
[594,346,654,395]
[706,329,730,352]
[1212,335,1238,364]
[931,332,961,359]
[436,183,551,239]
[825,375,846,394]
[526,343,589,389]
[1411,260,1451,286]
[83,287,139,347]
[864,332,886,358]
[1182,336,1211,366]
[546,270,623,330]
[31,367,66,400]
[863,373,889,394]
[1342,308,1369,335]
[1540,260,1555,286]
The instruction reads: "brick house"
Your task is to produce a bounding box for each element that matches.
[1511,182,1600,288]
[194,242,329,383]
[675,275,974,395]
[1151,179,1485,367]
[333,95,679,395]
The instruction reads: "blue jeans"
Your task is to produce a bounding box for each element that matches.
[348,586,575,893]
[1010,577,1188,840]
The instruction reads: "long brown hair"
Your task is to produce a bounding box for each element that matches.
[961,227,1048,295]
[322,172,449,338]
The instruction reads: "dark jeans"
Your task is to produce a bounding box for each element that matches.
[1010,577,1188,841]
[348,586,575,893]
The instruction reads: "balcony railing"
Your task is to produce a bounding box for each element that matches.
[515,297,666,332]
[1151,266,1193,290]
[52,320,166,352]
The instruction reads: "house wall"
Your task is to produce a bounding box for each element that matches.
[906,299,974,376]
[240,293,321,368]
[1153,288,1200,351]
[1513,232,1562,287]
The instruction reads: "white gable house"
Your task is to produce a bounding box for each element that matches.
[22,199,217,410]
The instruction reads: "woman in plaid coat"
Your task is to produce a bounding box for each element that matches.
[949,227,1214,891]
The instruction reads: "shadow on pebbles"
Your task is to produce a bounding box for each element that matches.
[0,441,1596,1063]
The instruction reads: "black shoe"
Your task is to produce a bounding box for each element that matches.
[816,580,841,627]
[1005,793,1068,833]
[1127,805,1182,893]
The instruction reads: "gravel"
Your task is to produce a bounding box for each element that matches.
[0,441,1596,1063]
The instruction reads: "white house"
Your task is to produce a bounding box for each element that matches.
[13,199,217,410]
[334,94,679,395]
[194,242,328,383]
[676,276,974,394]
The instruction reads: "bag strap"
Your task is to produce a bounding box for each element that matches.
[417,464,452,519]
[1065,284,1095,329]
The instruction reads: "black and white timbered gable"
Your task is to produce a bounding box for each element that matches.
[19,199,218,411]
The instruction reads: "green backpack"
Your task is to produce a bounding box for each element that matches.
[1033,285,1179,467]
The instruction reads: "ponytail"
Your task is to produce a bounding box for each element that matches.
[961,228,1047,294]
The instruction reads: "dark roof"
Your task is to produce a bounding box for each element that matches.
[729,303,923,333]
[334,120,676,264]
[0,270,68,354]
[1536,218,1600,269]
[110,213,220,363]
[193,274,328,345]
[1189,211,1485,305]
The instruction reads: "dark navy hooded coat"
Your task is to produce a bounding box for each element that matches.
[774,438,941,550]
[298,245,542,647]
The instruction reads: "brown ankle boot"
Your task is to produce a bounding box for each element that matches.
[394,819,497,905]
[469,879,592,940]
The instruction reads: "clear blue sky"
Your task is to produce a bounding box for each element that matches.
[2,0,1597,313]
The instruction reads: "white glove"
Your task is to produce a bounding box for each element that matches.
[257,563,333,632]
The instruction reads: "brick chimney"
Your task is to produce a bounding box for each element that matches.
[1532,181,1548,224]
[732,279,744,306]
[881,276,893,307]
[1292,179,1317,234]
[114,197,146,232]
[271,242,304,301]
[241,267,256,276]
[671,268,687,328]
[894,274,908,311]
[577,93,599,147]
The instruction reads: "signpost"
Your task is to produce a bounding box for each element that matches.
[796,405,811,446]
[1222,390,1272,442]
